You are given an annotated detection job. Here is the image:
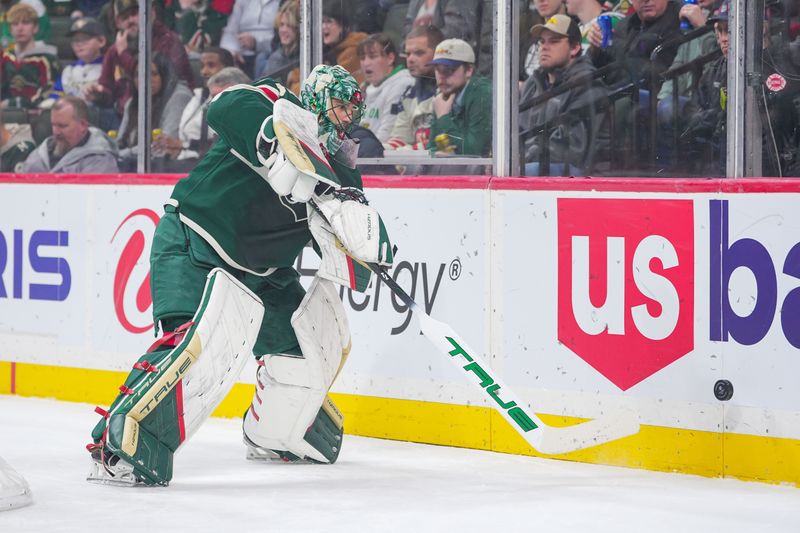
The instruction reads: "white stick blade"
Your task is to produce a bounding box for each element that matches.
[535,408,641,455]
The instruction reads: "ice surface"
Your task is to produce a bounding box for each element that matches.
[0,396,798,532]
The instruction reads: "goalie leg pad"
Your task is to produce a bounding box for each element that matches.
[88,268,264,485]
[243,277,350,464]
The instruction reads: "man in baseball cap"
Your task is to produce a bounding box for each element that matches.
[530,14,583,48]
[426,38,492,155]
[520,14,609,175]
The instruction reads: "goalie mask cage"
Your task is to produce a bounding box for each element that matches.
[0,457,32,511]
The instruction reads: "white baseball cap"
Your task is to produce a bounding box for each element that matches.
[429,38,475,66]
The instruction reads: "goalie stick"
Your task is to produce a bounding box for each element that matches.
[309,199,640,455]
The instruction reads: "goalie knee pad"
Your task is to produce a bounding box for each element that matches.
[243,277,350,464]
[87,268,264,486]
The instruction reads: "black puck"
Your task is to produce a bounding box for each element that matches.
[714,379,734,401]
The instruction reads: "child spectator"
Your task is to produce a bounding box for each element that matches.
[54,17,107,99]
[1,2,57,109]
[1,0,50,42]
[358,33,413,143]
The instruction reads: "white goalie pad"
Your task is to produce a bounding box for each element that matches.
[0,457,32,511]
[243,277,350,463]
[178,268,265,442]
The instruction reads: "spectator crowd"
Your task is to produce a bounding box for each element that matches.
[0,0,797,177]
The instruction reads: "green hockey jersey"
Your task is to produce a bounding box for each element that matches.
[169,78,363,275]
[0,123,34,172]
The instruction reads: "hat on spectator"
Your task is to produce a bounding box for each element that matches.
[114,0,138,16]
[531,14,582,44]
[429,38,475,66]
[68,17,104,37]
[707,0,729,24]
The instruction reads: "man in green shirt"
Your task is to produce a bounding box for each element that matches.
[427,38,492,156]
[86,65,395,487]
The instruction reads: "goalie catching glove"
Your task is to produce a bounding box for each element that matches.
[311,190,393,265]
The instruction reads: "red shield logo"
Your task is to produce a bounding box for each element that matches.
[557,198,694,390]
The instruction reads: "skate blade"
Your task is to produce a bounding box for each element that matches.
[86,459,142,487]
[243,435,315,464]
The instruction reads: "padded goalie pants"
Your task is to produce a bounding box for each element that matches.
[151,207,306,356]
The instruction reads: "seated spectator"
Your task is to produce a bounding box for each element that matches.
[53,17,107,99]
[654,0,718,169]
[565,0,624,52]
[160,46,233,158]
[322,2,367,84]
[385,24,443,151]
[586,0,681,88]
[260,0,300,94]
[84,0,194,128]
[403,0,480,49]
[358,33,413,143]
[155,66,250,168]
[176,0,233,54]
[1,2,58,109]
[426,38,492,156]
[657,0,718,102]
[117,53,194,170]
[524,0,568,76]
[678,0,799,177]
[1,0,50,41]
[0,109,34,171]
[680,3,728,176]
[220,0,279,78]
[22,96,119,173]
[198,46,235,81]
[520,15,609,175]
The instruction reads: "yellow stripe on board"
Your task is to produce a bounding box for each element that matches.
[2,361,798,486]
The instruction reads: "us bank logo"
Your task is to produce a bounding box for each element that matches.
[111,209,159,334]
[557,198,695,390]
